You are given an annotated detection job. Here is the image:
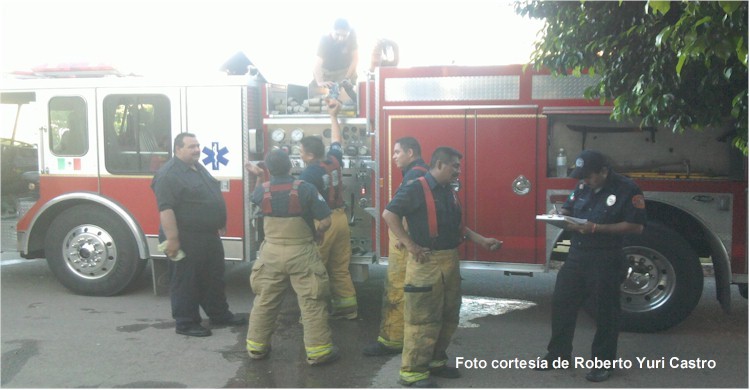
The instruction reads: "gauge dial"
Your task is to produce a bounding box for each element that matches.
[291,128,305,142]
[271,128,286,142]
[358,145,370,156]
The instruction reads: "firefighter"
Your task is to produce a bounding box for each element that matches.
[299,100,358,319]
[363,136,429,356]
[151,133,246,337]
[313,18,359,96]
[535,150,646,382]
[383,146,502,387]
[244,149,339,366]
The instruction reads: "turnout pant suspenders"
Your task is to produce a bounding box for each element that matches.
[416,176,464,245]
[417,177,438,239]
[261,180,303,215]
[319,159,344,209]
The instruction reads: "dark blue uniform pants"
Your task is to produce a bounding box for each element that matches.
[169,231,231,327]
[547,249,627,361]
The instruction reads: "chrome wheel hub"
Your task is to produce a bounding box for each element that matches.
[621,246,676,313]
[62,224,117,280]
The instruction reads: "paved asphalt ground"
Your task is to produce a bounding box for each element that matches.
[1,216,747,388]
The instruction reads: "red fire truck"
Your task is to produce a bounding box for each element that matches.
[2,63,746,333]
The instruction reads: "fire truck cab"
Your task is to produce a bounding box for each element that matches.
[3,70,265,297]
[2,63,746,333]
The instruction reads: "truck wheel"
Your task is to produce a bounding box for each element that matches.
[44,204,145,296]
[739,284,748,299]
[618,223,703,332]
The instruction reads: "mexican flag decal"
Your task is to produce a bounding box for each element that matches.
[57,158,81,170]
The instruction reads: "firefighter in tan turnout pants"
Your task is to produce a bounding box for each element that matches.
[383,147,503,387]
[244,149,339,366]
[299,100,358,319]
[363,137,428,356]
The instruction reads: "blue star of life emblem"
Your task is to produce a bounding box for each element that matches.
[202,142,229,170]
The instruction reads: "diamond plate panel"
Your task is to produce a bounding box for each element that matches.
[2,217,18,252]
[384,76,519,102]
[531,75,600,100]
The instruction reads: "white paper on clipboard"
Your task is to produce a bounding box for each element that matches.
[536,214,587,229]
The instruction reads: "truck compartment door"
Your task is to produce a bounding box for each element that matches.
[468,107,539,263]
[380,109,468,259]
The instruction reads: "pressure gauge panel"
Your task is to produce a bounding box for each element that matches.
[271,128,286,142]
[291,128,305,142]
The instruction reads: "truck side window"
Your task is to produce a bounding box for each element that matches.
[49,96,87,156]
[103,94,171,174]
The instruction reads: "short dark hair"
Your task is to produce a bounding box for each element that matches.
[430,146,462,168]
[265,149,292,176]
[174,132,196,153]
[333,18,351,31]
[300,136,325,159]
[395,137,421,158]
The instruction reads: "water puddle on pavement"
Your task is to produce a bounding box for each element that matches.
[459,295,536,328]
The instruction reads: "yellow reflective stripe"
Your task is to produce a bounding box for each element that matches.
[429,359,448,369]
[306,343,334,358]
[399,370,429,383]
[332,295,357,309]
[246,339,267,353]
[377,336,403,349]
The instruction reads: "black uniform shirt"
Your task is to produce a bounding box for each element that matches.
[400,158,429,188]
[151,157,227,233]
[563,171,647,250]
[386,172,463,250]
[300,142,344,207]
[251,175,331,232]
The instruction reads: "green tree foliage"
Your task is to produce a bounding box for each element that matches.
[516,1,748,155]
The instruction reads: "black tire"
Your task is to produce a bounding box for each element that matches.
[739,284,748,299]
[44,204,146,296]
[616,223,703,332]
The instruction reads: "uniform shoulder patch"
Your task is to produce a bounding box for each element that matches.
[632,194,646,209]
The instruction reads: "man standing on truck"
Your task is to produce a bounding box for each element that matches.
[244,150,339,365]
[535,150,645,382]
[299,100,358,319]
[383,146,502,387]
[312,18,359,102]
[363,137,429,356]
[151,133,246,337]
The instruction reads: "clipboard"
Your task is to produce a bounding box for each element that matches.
[536,214,587,229]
